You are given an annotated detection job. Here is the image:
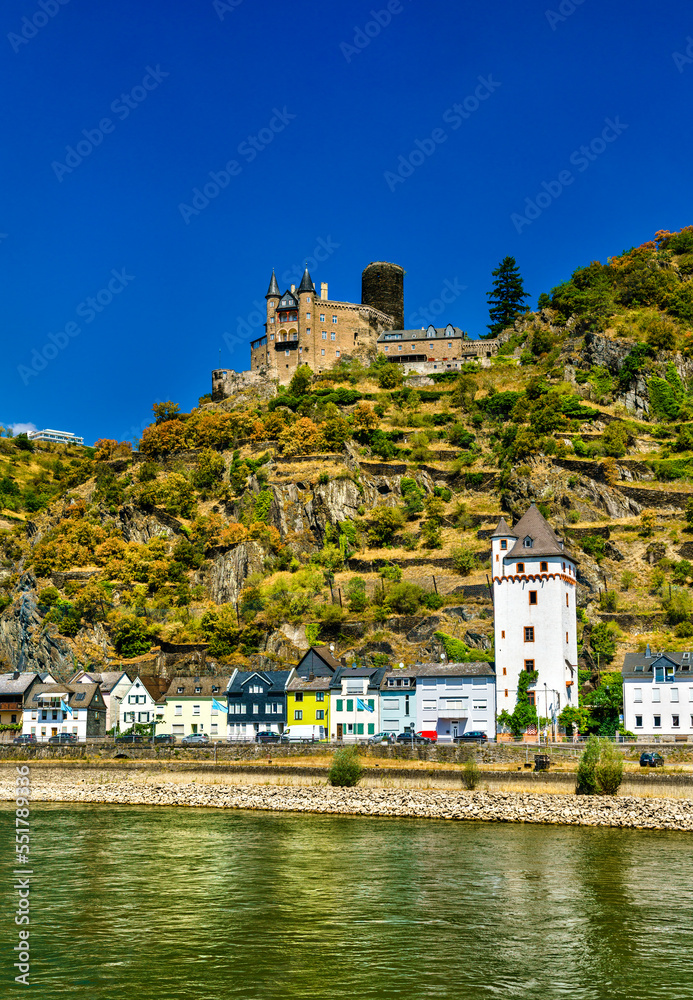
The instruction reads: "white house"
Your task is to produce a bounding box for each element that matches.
[23,682,106,742]
[329,667,387,741]
[623,649,693,738]
[118,676,164,731]
[70,669,131,731]
[415,662,496,741]
[161,675,231,740]
[492,505,578,732]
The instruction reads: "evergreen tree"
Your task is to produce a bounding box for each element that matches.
[486,256,530,336]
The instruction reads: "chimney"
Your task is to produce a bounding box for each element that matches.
[645,644,651,658]
[13,671,20,680]
[290,284,296,293]
[320,282,328,301]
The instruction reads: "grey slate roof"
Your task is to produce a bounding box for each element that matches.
[226,670,292,694]
[0,672,39,696]
[377,324,468,343]
[622,651,693,678]
[297,266,314,293]
[504,504,570,561]
[413,662,495,677]
[27,682,105,709]
[329,666,388,690]
[286,675,332,692]
[266,270,281,298]
[70,670,129,693]
[164,676,231,698]
[491,516,516,539]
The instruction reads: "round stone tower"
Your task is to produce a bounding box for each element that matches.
[361,261,405,330]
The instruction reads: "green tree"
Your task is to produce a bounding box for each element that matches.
[328,747,363,786]
[288,364,313,397]
[486,256,530,336]
[152,401,181,424]
[498,669,538,739]
[576,736,623,795]
[110,615,152,657]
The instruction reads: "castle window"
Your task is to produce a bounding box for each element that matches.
[448,343,452,348]
[306,328,311,335]
[306,297,311,304]
[502,668,507,676]
[527,692,536,706]
[524,659,534,672]
[332,316,338,323]
[566,632,569,643]
[524,537,533,548]
[397,344,402,351]
[322,331,327,340]
[529,591,537,605]
[285,350,290,356]
[501,631,505,639]
[540,561,548,572]
[517,563,525,573]
[331,332,336,341]
[270,334,274,340]
[500,540,507,550]
[566,594,569,607]
[321,349,325,356]
[335,350,340,357]
[384,346,389,352]
[306,313,311,320]
[320,313,325,322]
[270,317,275,323]
[524,627,535,642]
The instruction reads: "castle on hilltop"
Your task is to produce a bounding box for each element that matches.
[212,260,501,398]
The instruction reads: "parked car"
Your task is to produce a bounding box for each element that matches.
[367,731,398,745]
[396,732,433,744]
[417,730,438,742]
[181,733,210,746]
[454,731,489,744]
[255,731,282,743]
[115,733,144,744]
[48,733,78,744]
[153,734,176,745]
[13,734,36,745]
[640,751,664,767]
[281,725,327,742]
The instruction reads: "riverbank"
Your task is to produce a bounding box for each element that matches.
[2,767,693,830]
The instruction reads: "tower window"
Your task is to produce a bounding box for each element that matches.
[502,667,507,675]
[517,562,525,573]
[524,627,535,642]
[527,692,536,706]
[566,632,569,643]
[529,591,537,605]
[500,540,507,550]
[501,631,505,639]
[321,349,325,356]
[306,313,311,320]
[540,561,548,572]
[566,594,569,607]
[524,659,535,671]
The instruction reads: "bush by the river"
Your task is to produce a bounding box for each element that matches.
[328,747,364,787]
[576,736,624,795]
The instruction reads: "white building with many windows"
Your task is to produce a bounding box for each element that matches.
[492,505,578,731]
[415,662,496,741]
[623,649,693,738]
[118,677,163,731]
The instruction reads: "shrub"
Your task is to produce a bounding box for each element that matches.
[109,615,152,657]
[386,581,425,614]
[451,544,479,576]
[328,747,363,787]
[366,505,405,546]
[599,591,618,612]
[576,737,624,795]
[462,756,481,790]
[575,736,601,795]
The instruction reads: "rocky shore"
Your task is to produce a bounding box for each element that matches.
[2,770,693,830]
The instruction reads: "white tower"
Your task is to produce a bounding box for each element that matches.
[492,505,578,730]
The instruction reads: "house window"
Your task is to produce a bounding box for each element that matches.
[252,705,259,714]
[193,705,200,715]
[524,627,535,642]
[346,699,353,712]
[527,692,536,706]
[635,715,643,728]
[634,688,642,703]
[525,659,535,672]
[529,591,537,605]
[175,705,182,716]
[316,692,325,702]
[128,695,136,703]
[524,537,532,548]
[540,561,548,572]
[652,688,661,703]
[653,715,661,728]
[473,699,487,710]
[295,693,303,702]
[306,312,311,320]
[517,563,525,573]
[671,688,679,702]
[194,687,201,694]
[294,710,303,721]
[336,699,343,712]
[336,350,340,357]
[316,710,325,720]
[673,715,680,727]
[177,687,184,694]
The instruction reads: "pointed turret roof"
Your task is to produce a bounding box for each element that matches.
[491,516,516,538]
[505,503,567,560]
[266,270,281,298]
[297,265,315,293]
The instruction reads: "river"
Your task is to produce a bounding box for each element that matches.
[1,804,692,999]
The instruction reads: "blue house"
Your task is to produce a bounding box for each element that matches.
[415,662,497,741]
[379,670,417,735]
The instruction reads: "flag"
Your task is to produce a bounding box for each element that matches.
[60,699,73,717]
[357,698,373,713]
[212,698,226,713]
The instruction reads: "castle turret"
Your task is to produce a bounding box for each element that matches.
[361,261,405,330]
[297,266,315,294]
[266,270,281,298]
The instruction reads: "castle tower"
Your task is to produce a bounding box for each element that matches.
[361,261,405,330]
[296,265,315,371]
[263,270,281,376]
[492,505,578,735]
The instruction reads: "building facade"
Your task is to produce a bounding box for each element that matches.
[329,667,387,741]
[0,672,41,732]
[415,663,496,741]
[28,429,84,446]
[378,325,500,371]
[379,670,417,734]
[623,649,693,738]
[225,669,292,740]
[285,647,341,733]
[22,682,106,741]
[160,676,230,740]
[118,677,163,730]
[71,669,132,731]
[492,505,578,732]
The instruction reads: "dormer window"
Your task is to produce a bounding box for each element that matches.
[524,537,533,548]
[177,687,184,694]
[426,326,436,338]
[194,687,201,693]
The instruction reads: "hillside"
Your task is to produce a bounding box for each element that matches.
[3,226,693,737]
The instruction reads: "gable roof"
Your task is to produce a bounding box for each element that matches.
[226,669,293,694]
[163,676,232,698]
[70,670,129,692]
[123,676,161,701]
[0,672,39,696]
[414,661,496,677]
[27,681,105,709]
[504,504,568,561]
[286,675,332,692]
[622,651,693,678]
[295,647,342,676]
[329,666,388,690]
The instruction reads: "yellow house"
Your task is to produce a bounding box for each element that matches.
[286,675,330,733]
[161,676,231,740]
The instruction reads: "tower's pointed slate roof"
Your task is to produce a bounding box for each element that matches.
[505,503,566,560]
[297,266,315,293]
[266,270,281,298]
[491,516,516,538]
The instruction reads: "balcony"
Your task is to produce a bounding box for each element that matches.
[274,340,299,351]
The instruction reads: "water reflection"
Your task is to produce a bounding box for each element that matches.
[1,806,692,1000]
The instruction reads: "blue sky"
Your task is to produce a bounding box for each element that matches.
[1,0,691,444]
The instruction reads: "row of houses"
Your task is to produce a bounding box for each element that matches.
[3,648,497,743]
